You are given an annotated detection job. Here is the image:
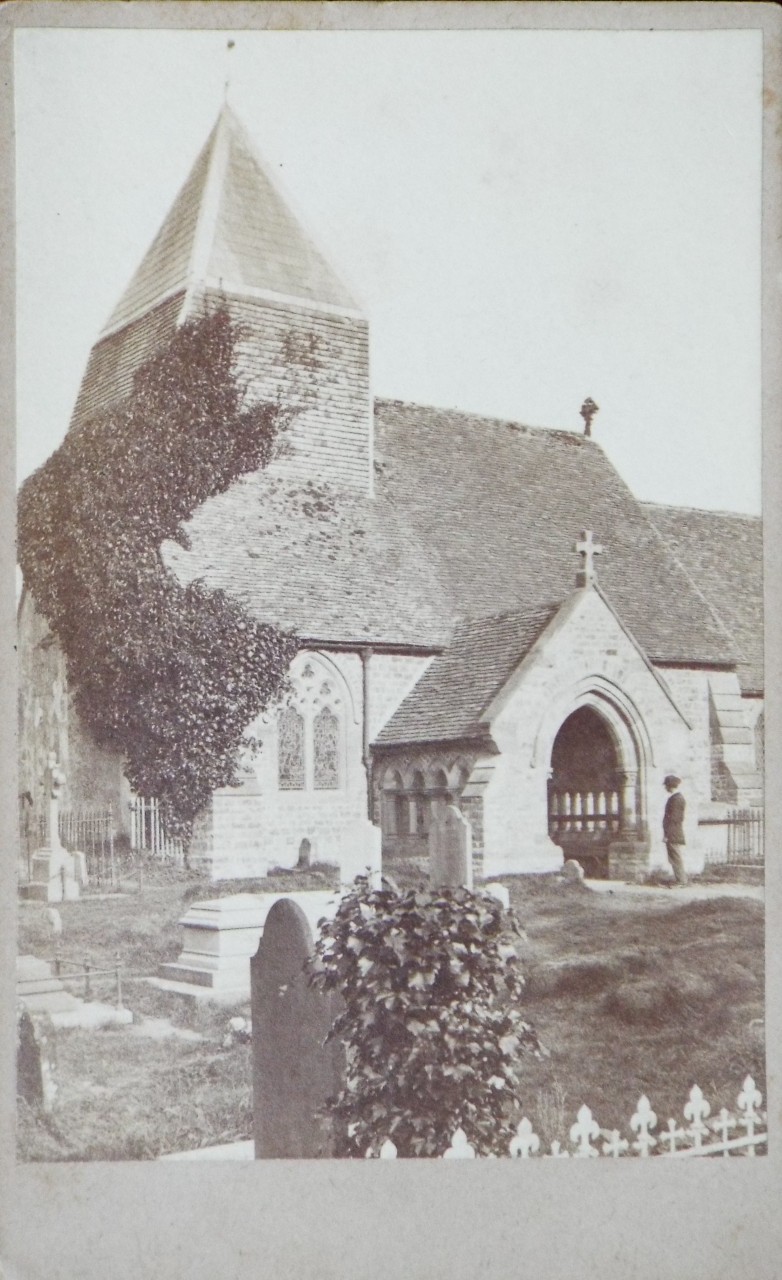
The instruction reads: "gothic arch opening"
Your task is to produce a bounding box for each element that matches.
[548,703,644,879]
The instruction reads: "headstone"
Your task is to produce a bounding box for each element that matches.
[252,899,344,1158]
[484,882,510,910]
[429,804,473,890]
[562,858,585,883]
[16,1006,57,1112]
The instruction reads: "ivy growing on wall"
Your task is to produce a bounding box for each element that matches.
[18,308,299,842]
[309,878,542,1157]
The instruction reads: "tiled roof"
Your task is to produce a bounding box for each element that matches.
[102,106,358,340]
[158,396,745,665]
[162,470,450,649]
[642,503,763,694]
[375,606,557,744]
[373,401,736,671]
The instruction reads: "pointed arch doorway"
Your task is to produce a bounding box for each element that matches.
[547,702,648,879]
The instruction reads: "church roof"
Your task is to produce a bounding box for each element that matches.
[375,605,558,745]
[372,401,737,674]
[642,503,763,695]
[163,399,744,676]
[162,469,451,650]
[102,105,359,339]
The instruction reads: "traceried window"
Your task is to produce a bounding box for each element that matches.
[275,657,346,792]
[313,706,340,790]
[278,707,305,790]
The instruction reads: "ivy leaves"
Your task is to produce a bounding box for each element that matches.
[309,878,541,1157]
[18,308,298,841]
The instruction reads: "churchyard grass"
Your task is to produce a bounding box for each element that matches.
[501,876,765,1147]
[17,869,764,1159]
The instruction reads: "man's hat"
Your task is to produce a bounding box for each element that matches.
[663,774,682,787]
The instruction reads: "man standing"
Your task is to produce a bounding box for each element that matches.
[663,774,687,886]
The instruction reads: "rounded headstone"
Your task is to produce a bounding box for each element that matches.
[251,899,343,1158]
[562,859,585,883]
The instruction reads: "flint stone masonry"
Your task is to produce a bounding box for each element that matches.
[158,890,342,1000]
[252,898,344,1158]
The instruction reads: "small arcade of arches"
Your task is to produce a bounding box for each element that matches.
[548,704,644,878]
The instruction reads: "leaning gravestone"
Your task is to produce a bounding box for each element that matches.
[251,899,344,1158]
[16,1006,57,1112]
[429,804,473,890]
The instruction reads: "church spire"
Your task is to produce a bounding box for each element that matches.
[100,104,360,340]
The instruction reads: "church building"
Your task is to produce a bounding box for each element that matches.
[18,106,764,883]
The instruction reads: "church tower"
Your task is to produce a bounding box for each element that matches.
[70,105,372,495]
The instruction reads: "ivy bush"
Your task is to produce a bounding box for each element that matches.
[309,877,542,1157]
[18,308,298,841]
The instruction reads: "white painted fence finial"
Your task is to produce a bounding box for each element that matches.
[443,1128,476,1159]
[683,1085,711,1150]
[570,1104,601,1157]
[630,1095,657,1156]
[509,1117,540,1158]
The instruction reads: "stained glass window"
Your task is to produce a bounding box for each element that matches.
[278,707,305,790]
[313,706,340,790]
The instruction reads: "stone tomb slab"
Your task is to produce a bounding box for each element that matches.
[157,890,342,1000]
[17,955,132,1028]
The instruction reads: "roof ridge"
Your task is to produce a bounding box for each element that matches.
[643,500,761,521]
[373,397,592,441]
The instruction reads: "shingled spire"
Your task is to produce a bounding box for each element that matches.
[101,105,359,339]
[70,105,372,494]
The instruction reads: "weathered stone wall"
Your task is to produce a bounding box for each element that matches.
[367,653,434,740]
[17,592,130,834]
[198,649,378,880]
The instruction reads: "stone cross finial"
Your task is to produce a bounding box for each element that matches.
[574,530,603,588]
[580,397,599,436]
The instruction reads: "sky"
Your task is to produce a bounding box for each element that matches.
[14,26,763,514]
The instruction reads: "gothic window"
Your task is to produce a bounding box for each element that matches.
[313,706,340,790]
[278,707,305,790]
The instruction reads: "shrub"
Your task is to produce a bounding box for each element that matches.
[309,878,542,1157]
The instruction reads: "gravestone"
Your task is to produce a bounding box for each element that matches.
[429,804,473,890]
[16,1006,57,1112]
[562,858,585,884]
[251,898,344,1158]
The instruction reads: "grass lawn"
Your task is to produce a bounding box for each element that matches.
[501,876,765,1146]
[17,866,765,1160]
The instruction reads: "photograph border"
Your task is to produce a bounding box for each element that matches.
[2,4,781,1278]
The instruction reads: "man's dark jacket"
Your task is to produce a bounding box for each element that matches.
[663,792,686,844]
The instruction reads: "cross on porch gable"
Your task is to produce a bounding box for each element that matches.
[574,530,603,588]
